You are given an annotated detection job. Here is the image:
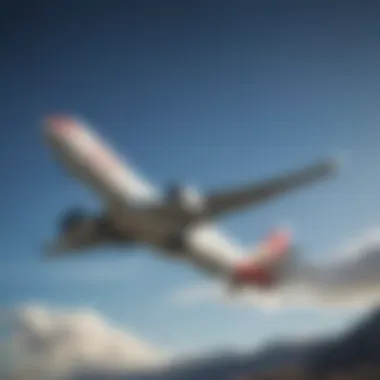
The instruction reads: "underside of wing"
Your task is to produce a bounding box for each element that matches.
[201,157,339,219]
[43,212,134,259]
[160,157,340,224]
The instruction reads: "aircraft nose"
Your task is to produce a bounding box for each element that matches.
[42,115,81,147]
[44,114,72,132]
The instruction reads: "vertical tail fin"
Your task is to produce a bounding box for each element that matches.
[232,228,294,288]
[254,228,293,266]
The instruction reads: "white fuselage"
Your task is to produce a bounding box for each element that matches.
[44,117,243,273]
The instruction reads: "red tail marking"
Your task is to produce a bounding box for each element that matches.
[232,229,292,287]
[262,229,291,259]
[233,262,274,287]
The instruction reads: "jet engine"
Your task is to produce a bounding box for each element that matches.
[167,184,206,214]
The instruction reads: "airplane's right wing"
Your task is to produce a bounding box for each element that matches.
[199,157,340,220]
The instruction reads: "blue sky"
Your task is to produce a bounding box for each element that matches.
[2,0,380,354]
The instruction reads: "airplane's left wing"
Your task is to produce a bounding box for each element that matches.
[197,157,339,220]
[43,213,134,259]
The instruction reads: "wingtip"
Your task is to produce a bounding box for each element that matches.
[328,151,349,171]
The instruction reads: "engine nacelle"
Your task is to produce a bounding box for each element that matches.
[167,184,205,214]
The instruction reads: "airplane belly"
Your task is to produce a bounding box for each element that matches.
[108,205,176,246]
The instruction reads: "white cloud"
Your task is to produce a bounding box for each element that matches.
[0,304,169,379]
[170,226,380,312]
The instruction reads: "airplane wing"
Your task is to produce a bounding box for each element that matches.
[42,212,134,259]
[198,157,339,220]
[43,237,134,259]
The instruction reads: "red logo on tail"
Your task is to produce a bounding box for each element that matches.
[262,229,292,259]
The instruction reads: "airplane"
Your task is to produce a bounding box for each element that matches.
[42,115,340,290]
